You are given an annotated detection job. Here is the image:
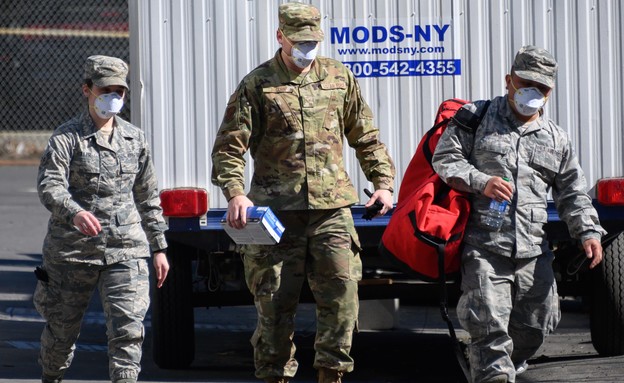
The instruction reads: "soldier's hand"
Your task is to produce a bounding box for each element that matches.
[73,210,102,236]
[583,238,603,269]
[227,195,254,229]
[153,251,170,288]
[484,176,513,202]
[364,189,393,217]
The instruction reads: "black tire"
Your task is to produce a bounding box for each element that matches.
[151,241,195,369]
[590,231,624,356]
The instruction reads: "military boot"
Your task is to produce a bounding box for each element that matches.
[318,368,343,383]
[41,373,64,383]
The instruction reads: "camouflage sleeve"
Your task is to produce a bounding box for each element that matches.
[342,70,395,190]
[431,120,490,194]
[132,138,168,252]
[37,132,85,224]
[552,135,606,241]
[211,82,253,200]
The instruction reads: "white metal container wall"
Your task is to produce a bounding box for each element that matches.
[129,0,623,209]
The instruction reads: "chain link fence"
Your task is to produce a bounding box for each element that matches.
[0,0,129,162]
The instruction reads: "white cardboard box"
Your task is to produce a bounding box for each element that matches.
[221,206,284,245]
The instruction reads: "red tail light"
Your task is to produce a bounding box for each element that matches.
[596,178,624,206]
[160,188,209,217]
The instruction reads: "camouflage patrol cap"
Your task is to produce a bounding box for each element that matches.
[512,45,558,88]
[84,55,129,88]
[279,2,324,42]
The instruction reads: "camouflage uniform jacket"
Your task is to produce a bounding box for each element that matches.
[211,50,395,210]
[432,96,605,258]
[37,111,168,265]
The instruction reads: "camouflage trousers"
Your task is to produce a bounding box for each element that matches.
[33,258,150,382]
[242,207,362,380]
[457,245,561,383]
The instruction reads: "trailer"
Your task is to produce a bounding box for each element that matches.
[128,0,624,369]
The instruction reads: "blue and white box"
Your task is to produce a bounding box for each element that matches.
[221,206,285,245]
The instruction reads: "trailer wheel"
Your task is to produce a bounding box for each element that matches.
[590,231,624,356]
[151,241,195,369]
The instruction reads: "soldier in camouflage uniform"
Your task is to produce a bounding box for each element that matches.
[34,55,170,383]
[432,46,606,383]
[211,3,395,383]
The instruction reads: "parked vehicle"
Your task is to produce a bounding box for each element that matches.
[128,0,624,369]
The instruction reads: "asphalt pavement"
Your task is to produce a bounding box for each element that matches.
[1,165,624,383]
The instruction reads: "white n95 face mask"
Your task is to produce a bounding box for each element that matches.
[93,92,124,119]
[510,79,547,116]
[291,41,319,69]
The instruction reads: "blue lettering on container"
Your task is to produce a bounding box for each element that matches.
[389,25,404,43]
[330,24,450,44]
[352,26,369,43]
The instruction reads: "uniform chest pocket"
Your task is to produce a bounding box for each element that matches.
[476,138,509,155]
[473,135,512,170]
[71,152,100,174]
[474,136,511,164]
[530,145,563,173]
[320,81,347,133]
[115,146,140,174]
[263,86,300,136]
[120,159,140,174]
[68,152,101,193]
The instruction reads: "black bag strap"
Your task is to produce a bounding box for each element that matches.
[422,100,491,167]
[435,242,471,382]
[407,216,470,381]
[452,100,491,134]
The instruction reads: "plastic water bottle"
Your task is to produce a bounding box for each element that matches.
[482,178,510,230]
[482,199,508,230]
